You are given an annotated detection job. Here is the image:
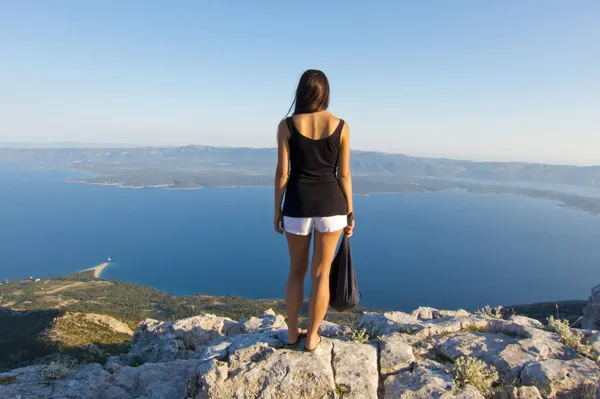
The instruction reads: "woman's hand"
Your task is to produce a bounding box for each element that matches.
[344,219,355,237]
[274,210,285,234]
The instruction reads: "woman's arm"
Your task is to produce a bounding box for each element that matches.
[338,122,353,215]
[339,122,354,236]
[274,120,291,234]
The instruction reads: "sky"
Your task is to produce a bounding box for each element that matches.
[1,1,599,165]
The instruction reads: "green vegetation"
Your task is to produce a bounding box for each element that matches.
[40,360,72,381]
[506,300,587,326]
[0,375,16,385]
[452,356,499,396]
[475,305,503,319]
[0,273,368,371]
[349,327,370,344]
[546,316,595,359]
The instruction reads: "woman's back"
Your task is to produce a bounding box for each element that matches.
[283,111,347,218]
[287,112,344,181]
[291,111,341,141]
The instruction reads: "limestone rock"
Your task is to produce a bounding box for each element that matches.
[380,333,416,376]
[520,358,600,398]
[0,360,199,399]
[319,320,353,338]
[583,284,600,330]
[2,308,600,399]
[411,306,436,320]
[116,313,237,365]
[584,331,600,359]
[332,340,379,398]
[383,360,484,399]
[227,310,286,336]
[509,315,544,330]
[411,307,471,321]
[437,330,577,381]
[510,386,543,399]
[359,311,424,336]
[188,339,336,398]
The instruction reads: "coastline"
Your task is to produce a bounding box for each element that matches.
[65,180,203,191]
[81,262,110,278]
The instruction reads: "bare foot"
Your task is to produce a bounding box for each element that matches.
[287,328,308,345]
[305,334,322,352]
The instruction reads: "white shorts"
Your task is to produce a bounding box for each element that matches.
[284,215,347,236]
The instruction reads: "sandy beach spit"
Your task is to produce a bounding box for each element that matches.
[81,262,109,278]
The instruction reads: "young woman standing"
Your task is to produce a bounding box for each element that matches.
[274,70,354,351]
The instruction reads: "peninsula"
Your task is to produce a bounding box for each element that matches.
[81,262,109,278]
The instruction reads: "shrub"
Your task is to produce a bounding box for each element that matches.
[349,327,370,344]
[546,316,594,359]
[453,356,498,396]
[475,305,503,319]
[40,360,72,381]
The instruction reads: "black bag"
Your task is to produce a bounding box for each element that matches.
[329,236,360,312]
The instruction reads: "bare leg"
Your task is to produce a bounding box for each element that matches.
[285,232,311,344]
[306,229,343,350]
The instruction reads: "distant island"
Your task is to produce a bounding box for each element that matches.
[1,145,599,215]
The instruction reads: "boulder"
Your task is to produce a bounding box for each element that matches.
[380,333,416,376]
[113,314,237,365]
[520,358,600,398]
[319,320,353,338]
[332,340,379,398]
[583,284,600,330]
[383,360,484,399]
[186,333,379,399]
[411,307,471,320]
[226,309,286,336]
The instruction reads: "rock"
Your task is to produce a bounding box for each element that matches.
[520,358,600,398]
[332,340,379,398]
[380,333,416,376]
[116,314,237,365]
[411,307,436,320]
[583,284,600,330]
[359,311,424,337]
[584,331,600,359]
[319,320,352,338]
[437,330,579,381]
[187,339,337,398]
[411,307,471,320]
[2,309,600,399]
[226,309,286,336]
[116,359,199,398]
[509,315,544,330]
[383,360,484,399]
[510,386,543,399]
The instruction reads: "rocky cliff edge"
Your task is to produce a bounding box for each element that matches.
[1,306,599,399]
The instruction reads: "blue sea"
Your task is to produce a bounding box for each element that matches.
[1,164,599,311]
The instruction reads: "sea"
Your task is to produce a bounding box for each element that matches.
[1,164,599,312]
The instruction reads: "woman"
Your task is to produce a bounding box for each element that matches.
[274,69,354,352]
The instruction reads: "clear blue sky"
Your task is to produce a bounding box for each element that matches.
[1,1,599,164]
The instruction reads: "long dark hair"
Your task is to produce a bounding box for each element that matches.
[285,69,330,117]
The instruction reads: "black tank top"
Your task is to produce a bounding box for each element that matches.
[282,116,348,218]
